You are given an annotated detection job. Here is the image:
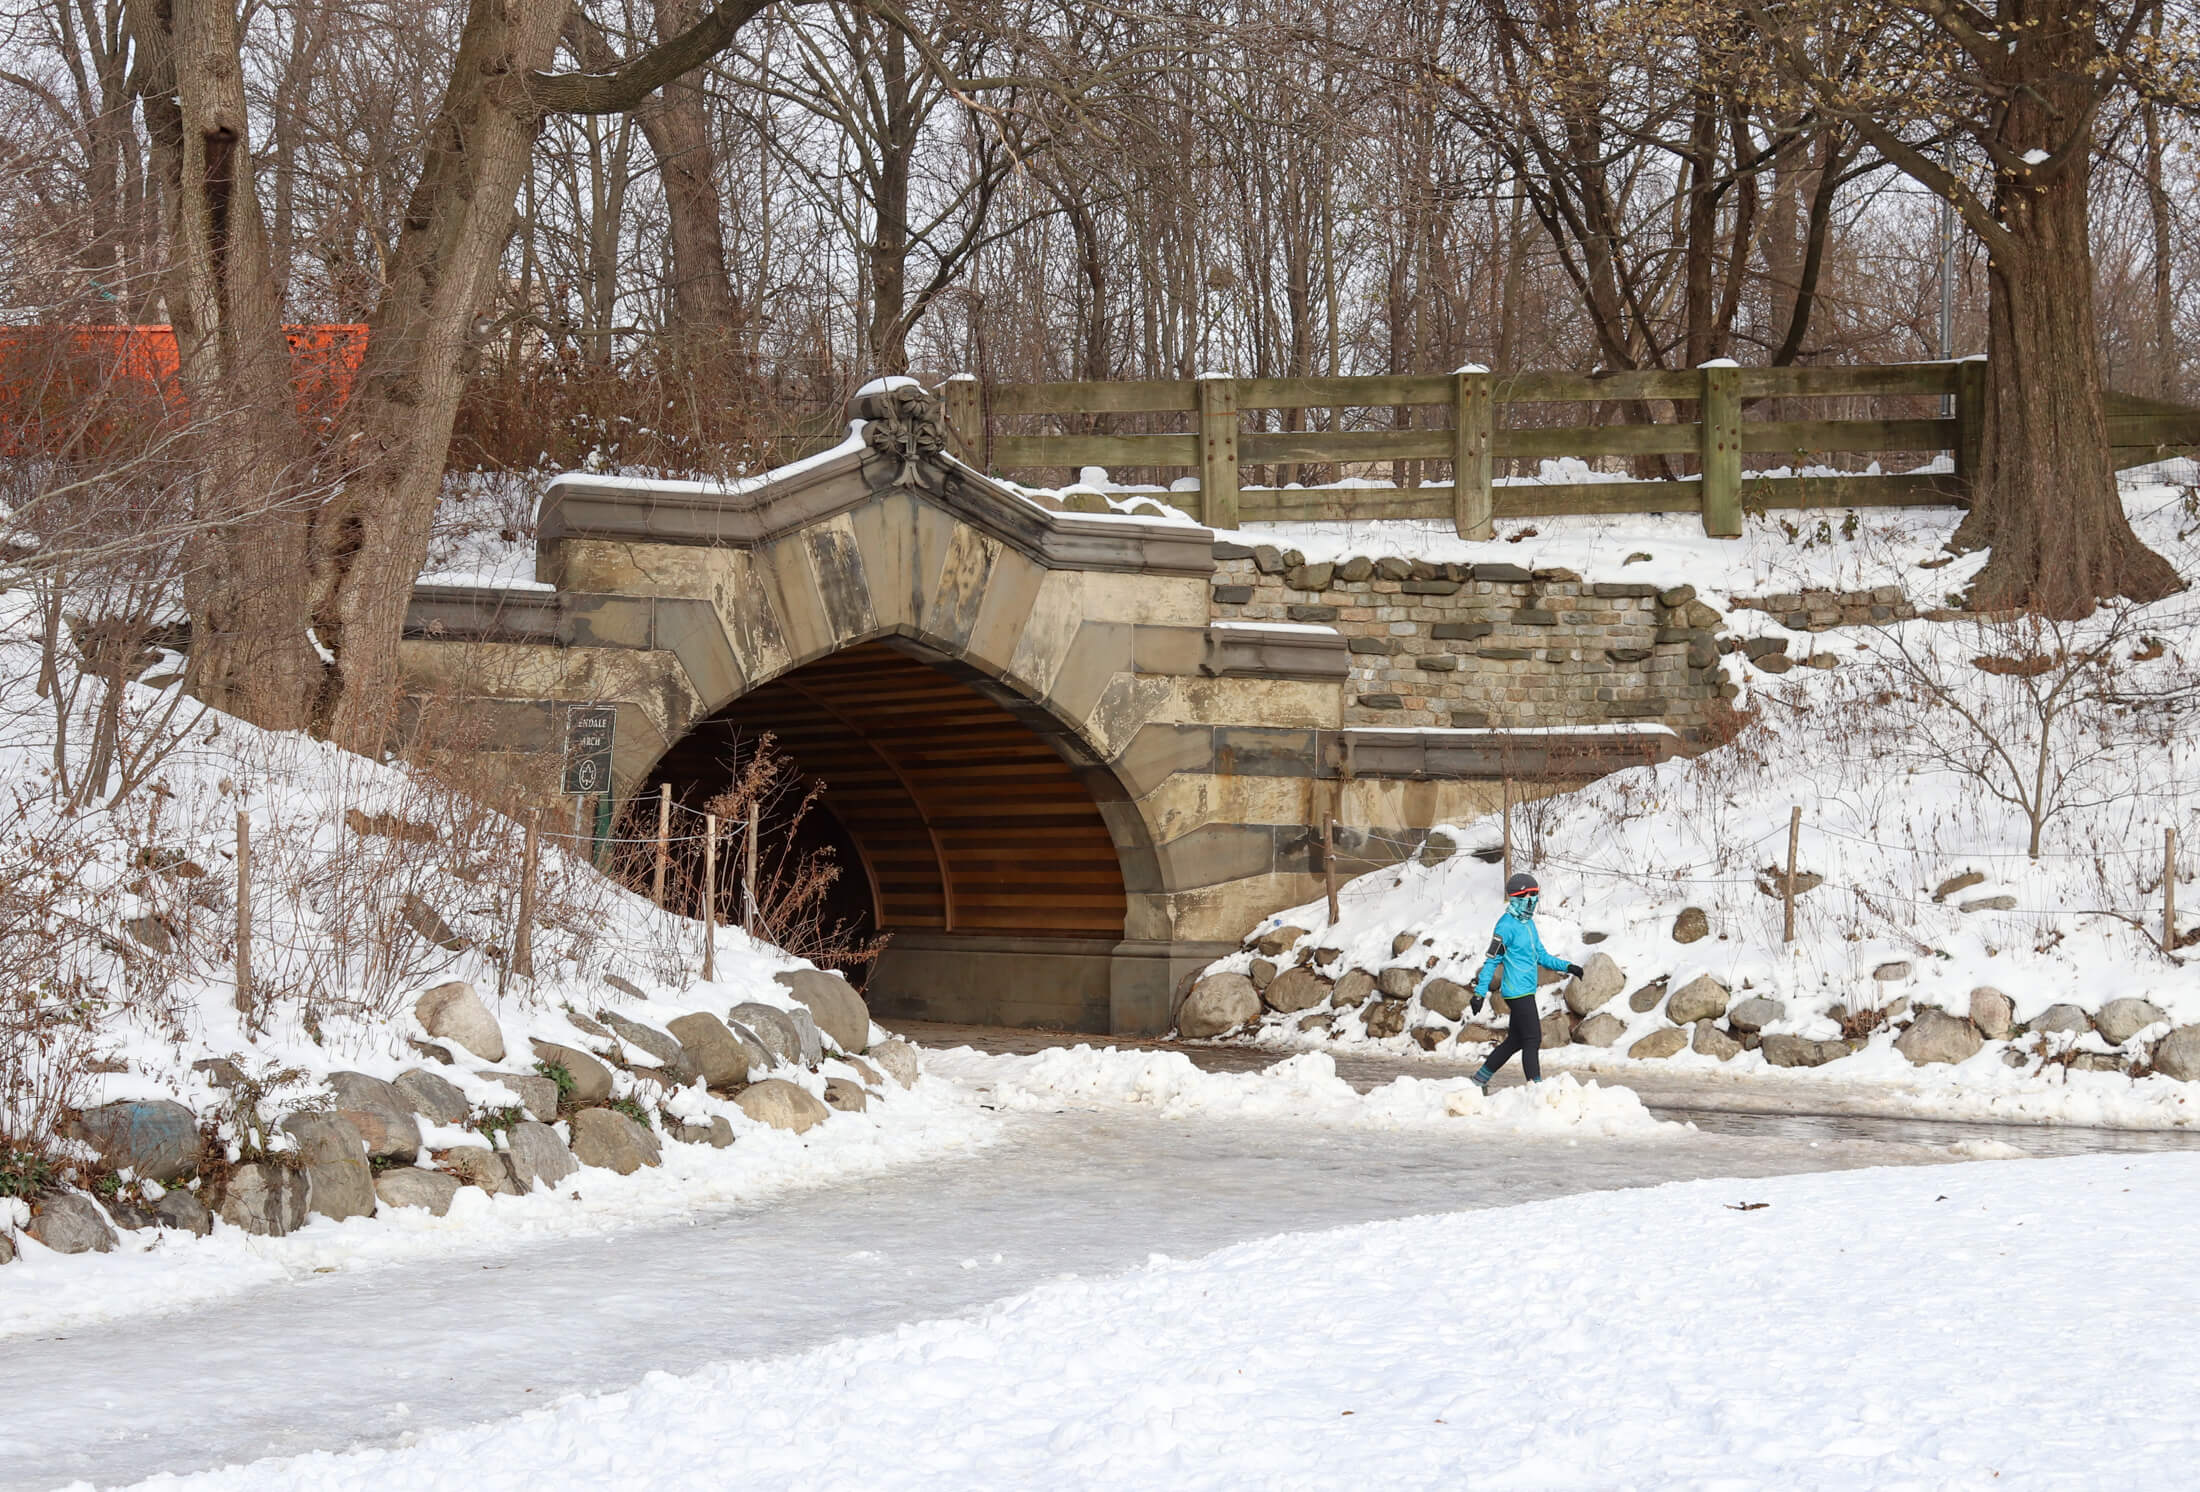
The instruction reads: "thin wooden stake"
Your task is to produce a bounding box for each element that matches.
[2166,827,2178,954]
[744,801,760,934]
[233,809,252,1018]
[702,814,718,981]
[1323,814,1340,925]
[514,808,539,980]
[1783,804,1802,944]
[1501,774,1514,881]
[652,784,671,907]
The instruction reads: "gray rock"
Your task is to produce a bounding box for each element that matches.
[1969,988,2016,1041]
[1376,967,1419,999]
[374,1169,464,1216]
[476,1070,560,1121]
[1248,958,1277,990]
[2152,1026,2200,1081]
[1333,969,1378,1007]
[64,1100,201,1184]
[1726,997,1785,1034]
[27,1194,117,1254]
[1872,960,1913,982]
[1178,973,1261,1038]
[1420,979,1473,1021]
[665,1012,762,1089]
[773,969,872,1053]
[1692,1021,1742,1060]
[392,1068,470,1125]
[1296,1012,1334,1034]
[503,1121,578,1191]
[783,1005,826,1067]
[217,1163,308,1236]
[191,1057,245,1089]
[1458,1021,1506,1045]
[568,1108,663,1174]
[1628,980,1668,1014]
[1254,925,1308,957]
[1366,1000,1408,1039]
[2069,1052,2126,1073]
[528,1041,614,1106]
[823,1078,869,1112]
[1540,1010,1572,1049]
[1629,1028,1688,1060]
[1391,932,1420,956]
[601,1014,700,1086]
[1666,973,1730,1025]
[871,1039,920,1088]
[0,1231,13,1265]
[845,1057,885,1088]
[153,1189,213,1236]
[736,1079,831,1133]
[280,1112,377,1222]
[1894,1009,1983,1066]
[1672,907,1710,944]
[104,1198,159,1232]
[1933,871,1986,902]
[564,1010,615,1039]
[727,1004,804,1066]
[440,1145,519,1195]
[1417,832,1457,867]
[2027,1004,2092,1036]
[1959,895,2018,913]
[1262,967,1331,1014]
[324,1072,424,1161]
[1573,1012,1626,1047]
[2096,998,2169,1045]
[414,980,506,1063]
[1564,953,1625,1015]
[1759,1033,1849,1068]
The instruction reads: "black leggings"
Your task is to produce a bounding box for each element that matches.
[1484,992,1541,1082]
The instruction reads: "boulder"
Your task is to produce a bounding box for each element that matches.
[476,1070,560,1121]
[504,1121,579,1191]
[1458,1022,1507,1044]
[1629,1028,1688,1060]
[1296,1012,1334,1034]
[870,1039,920,1088]
[1760,1034,1851,1068]
[1572,1012,1626,1048]
[392,1068,470,1125]
[440,1145,519,1196]
[64,1100,201,1184]
[279,1112,377,1222]
[2069,1052,2126,1073]
[1871,961,1913,982]
[191,1057,245,1089]
[2096,998,2169,1046]
[1262,967,1331,1014]
[665,1013,762,1089]
[528,1041,614,1106]
[568,1108,663,1175]
[1969,988,2017,1041]
[1376,967,1419,999]
[727,1004,804,1066]
[1392,931,1420,956]
[26,1194,117,1254]
[324,1072,423,1162]
[1726,997,1785,1034]
[1365,1000,1408,1039]
[2153,1026,2200,1082]
[600,1014,700,1086]
[774,969,872,1053]
[0,1232,13,1265]
[414,980,505,1063]
[1254,925,1308,958]
[1178,973,1261,1038]
[1420,979,1473,1022]
[1411,1027,1447,1052]
[1933,871,1986,902]
[736,1079,831,1134]
[1692,1021,1743,1060]
[1628,979,1668,1014]
[1248,959,1277,990]
[844,1056,885,1088]
[783,1005,826,1067]
[1539,1010,1572,1049]
[823,1078,869,1112]
[153,1189,213,1236]
[1666,973,1730,1025]
[2026,1004,2092,1036]
[217,1163,308,1236]
[374,1169,464,1216]
[1959,895,2018,913]
[1672,907,1710,944]
[1564,954,1625,1015]
[1333,969,1378,1007]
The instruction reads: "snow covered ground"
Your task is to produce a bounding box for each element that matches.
[60,1145,2199,1492]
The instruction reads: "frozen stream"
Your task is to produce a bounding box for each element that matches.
[4,1100,1951,1491]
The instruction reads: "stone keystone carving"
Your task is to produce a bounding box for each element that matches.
[850,381,947,487]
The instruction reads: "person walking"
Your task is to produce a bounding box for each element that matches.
[1468,870,1583,1091]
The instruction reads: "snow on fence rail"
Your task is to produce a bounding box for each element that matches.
[939,363,2200,537]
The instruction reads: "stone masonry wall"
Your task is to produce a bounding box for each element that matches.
[1210,542,1733,734]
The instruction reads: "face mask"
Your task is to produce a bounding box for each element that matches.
[1509,893,1538,918]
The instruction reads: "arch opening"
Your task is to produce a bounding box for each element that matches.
[639,638,1136,1029]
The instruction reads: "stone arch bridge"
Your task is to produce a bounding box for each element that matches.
[403,385,1716,1034]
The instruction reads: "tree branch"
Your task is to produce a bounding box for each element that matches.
[528,0,811,116]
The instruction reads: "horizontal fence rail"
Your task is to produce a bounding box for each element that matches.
[937,363,2200,537]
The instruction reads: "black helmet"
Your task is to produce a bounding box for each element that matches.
[1504,871,1540,898]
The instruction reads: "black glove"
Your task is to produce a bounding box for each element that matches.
[1469,994,1485,1016]
[1567,963,1585,979]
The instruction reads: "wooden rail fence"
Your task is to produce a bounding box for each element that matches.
[933,363,2200,537]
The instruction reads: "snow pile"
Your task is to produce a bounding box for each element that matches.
[95,1150,2200,1491]
[926,1045,1669,1137]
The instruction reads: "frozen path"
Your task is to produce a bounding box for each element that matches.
[6,1103,1938,1491]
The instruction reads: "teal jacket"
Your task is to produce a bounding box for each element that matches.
[1472,910,1573,999]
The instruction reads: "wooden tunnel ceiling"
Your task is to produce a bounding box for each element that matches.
[655,641,1128,939]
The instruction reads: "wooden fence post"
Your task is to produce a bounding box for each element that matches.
[701,815,718,981]
[2166,827,2178,954]
[743,801,760,934]
[233,809,252,1018]
[1196,374,1240,530]
[942,373,984,467]
[652,784,671,907]
[514,808,539,979]
[1954,357,1988,501]
[1453,366,1494,540]
[1783,804,1802,944]
[1699,362,1742,537]
[1501,774,1514,881]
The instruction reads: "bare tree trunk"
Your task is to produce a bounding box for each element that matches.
[2141,91,2176,397]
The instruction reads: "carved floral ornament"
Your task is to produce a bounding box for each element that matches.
[859,384,948,487]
